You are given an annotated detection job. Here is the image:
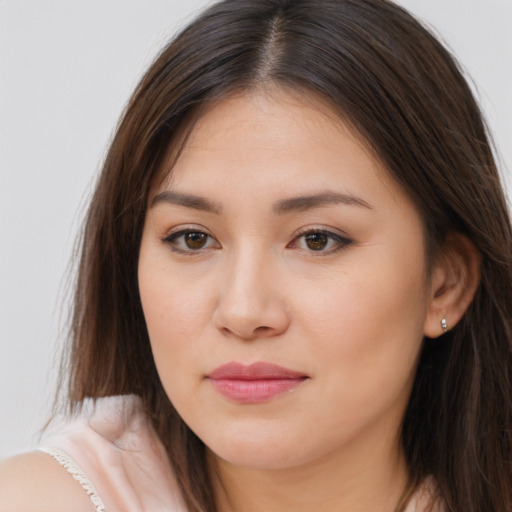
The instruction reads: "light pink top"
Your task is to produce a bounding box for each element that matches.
[40,395,186,512]
[39,395,439,512]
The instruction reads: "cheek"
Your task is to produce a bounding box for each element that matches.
[292,244,429,395]
[139,277,212,411]
[138,246,217,387]
[143,283,209,341]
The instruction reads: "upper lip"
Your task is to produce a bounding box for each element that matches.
[208,362,308,380]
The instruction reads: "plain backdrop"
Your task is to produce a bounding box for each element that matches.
[0,0,511,458]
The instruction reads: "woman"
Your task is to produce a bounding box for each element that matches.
[1,0,510,511]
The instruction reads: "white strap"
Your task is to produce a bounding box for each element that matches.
[39,446,107,512]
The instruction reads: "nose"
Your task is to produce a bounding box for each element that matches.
[212,247,290,341]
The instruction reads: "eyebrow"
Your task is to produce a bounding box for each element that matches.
[152,190,223,214]
[151,190,372,215]
[273,192,372,214]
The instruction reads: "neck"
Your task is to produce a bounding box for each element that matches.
[207,429,409,512]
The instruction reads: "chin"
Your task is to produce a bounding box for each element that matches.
[201,426,317,470]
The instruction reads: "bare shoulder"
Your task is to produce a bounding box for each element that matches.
[0,451,96,512]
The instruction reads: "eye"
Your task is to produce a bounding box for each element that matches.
[303,232,330,251]
[163,229,220,254]
[289,228,352,254]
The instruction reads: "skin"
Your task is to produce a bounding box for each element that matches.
[138,88,442,512]
[0,452,97,512]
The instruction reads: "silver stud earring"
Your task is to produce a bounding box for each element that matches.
[441,317,448,333]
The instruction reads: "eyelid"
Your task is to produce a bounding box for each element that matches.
[292,224,350,239]
[163,223,211,237]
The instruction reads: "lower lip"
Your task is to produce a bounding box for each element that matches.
[209,378,307,404]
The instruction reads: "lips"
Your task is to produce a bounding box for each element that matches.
[207,362,309,404]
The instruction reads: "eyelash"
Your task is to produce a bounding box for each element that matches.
[162,227,353,256]
[163,228,219,255]
[287,227,353,255]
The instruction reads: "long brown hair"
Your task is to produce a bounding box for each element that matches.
[63,1,512,510]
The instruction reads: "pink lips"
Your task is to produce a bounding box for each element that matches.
[207,362,308,404]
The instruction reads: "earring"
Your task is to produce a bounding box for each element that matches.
[441,317,448,333]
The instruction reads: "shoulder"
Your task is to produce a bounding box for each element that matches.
[39,394,186,512]
[0,451,96,512]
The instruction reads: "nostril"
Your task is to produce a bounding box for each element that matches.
[218,324,275,341]
[254,326,272,334]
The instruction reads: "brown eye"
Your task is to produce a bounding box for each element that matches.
[164,229,220,253]
[289,228,352,254]
[304,232,328,251]
[185,232,208,249]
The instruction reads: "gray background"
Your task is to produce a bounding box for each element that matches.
[1,0,511,458]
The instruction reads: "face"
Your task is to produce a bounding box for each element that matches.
[138,89,431,471]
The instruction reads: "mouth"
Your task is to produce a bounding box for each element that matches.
[206,362,309,404]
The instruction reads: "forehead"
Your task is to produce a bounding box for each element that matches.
[157,88,395,199]
[187,88,352,149]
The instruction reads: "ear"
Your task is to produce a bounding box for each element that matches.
[424,233,482,338]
